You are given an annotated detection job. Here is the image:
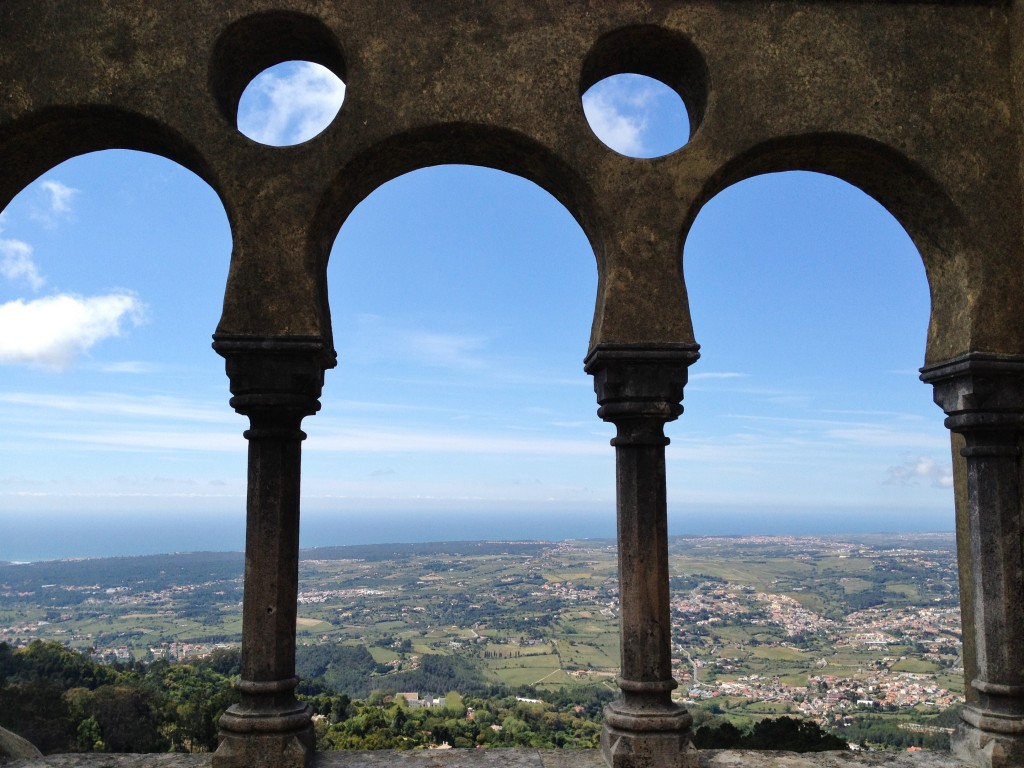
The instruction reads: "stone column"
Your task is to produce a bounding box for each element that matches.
[921,353,1024,768]
[585,343,700,768]
[211,336,333,768]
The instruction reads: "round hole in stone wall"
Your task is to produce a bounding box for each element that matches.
[208,11,346,144]
[236,61,346,146]
[582,73,689,158]
[580,25,708,158]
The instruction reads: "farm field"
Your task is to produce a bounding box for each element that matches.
[0,533,962,726]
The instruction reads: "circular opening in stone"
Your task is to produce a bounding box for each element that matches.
[236,61,346,146]
[580,26,708,158]
[582,73,690,158]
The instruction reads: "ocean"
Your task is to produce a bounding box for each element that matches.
[1,503,954,563]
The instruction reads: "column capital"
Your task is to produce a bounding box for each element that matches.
[920,353,1024,431]
[584,343,700,427]
[213,335,336,421]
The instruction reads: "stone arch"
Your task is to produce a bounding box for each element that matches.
[679,169,940,523]
[0,107,241,364]
[682,132,966,364]
[318,163,602,519]
[0,148,237,542]
[0,106,222,215]
[310,123,606,353]
[317,123,604,265]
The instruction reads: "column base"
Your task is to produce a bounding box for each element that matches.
[213,702,314,768]
[952,712,1024,768]
[601,701,697,768]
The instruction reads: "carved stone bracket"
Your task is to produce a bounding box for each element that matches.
[211,336,335,768]
[585,343,700,768]
[921,353,1024,768]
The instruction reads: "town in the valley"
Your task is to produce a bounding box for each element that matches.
[0,533,963,734]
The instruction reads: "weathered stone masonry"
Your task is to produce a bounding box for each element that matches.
[2,3,1023,767]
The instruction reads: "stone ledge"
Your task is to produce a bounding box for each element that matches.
[2,750,969,768]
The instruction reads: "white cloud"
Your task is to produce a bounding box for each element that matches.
[582,79,657,156]
[721,412,947,451]
[0,292,145,370]
[886,456,954,488]
[237,62,346,146]
[40,181,77,215]
[101,361,158,374]
[0,392,231,423]
[36,429,243,453]
[307,425,606,456]
[349,314,488,370]
[0,238,44,290]
[30,180,78,227]
[406,329,487,368]
[825,426,948,451]
[689,371,750,381]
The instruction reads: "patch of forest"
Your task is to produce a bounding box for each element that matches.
[295,645,491,699]
[0,552,245,600]
[1,639,962,756]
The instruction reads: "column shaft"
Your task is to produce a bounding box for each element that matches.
[961,432,1024,724]
[586,344,698,768]
[212,337,332,768]
[240,419,304,687]
[922,354,1024,768]
[615,429,674,702]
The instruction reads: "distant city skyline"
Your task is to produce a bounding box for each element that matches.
[0,63,953,560]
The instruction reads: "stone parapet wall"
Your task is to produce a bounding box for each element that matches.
[2,750,967,768]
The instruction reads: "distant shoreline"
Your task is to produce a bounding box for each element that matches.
[3,503,954,563]
[1,529,956,567]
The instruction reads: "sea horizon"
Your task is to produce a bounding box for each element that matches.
[2,503,954,563]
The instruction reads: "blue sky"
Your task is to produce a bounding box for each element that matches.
[0,64,953,558]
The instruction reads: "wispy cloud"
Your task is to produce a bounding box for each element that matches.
[689,371,750,381]
[0,238,44,290]
[36,429,243,453]
[407,330,487,369]
[237,62,345,146]
[822,408,928,419]
[824,426,947,451]
[1,179,67,291]
[0,292,145,370]
[30,180,78,227]
[306,425,606,456]
[3,490,239,500]
[0,178,149,370]
[885,456,954,488]
[348,314,489,370]
[726,411,935,432]
[0,391,233,423]
[0,390,591,464]
[582,78,653,156]
[683,412,949,459]
[100,361,158,374]
[40,181,77,215]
